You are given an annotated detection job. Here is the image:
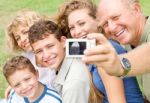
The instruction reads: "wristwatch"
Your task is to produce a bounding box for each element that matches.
[120,57,131,77]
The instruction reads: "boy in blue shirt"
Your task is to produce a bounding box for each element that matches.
[3,56,62,103]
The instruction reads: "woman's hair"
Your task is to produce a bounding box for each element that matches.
[88,70,103,103]
[5,10,48,52]
[55,0,97,38]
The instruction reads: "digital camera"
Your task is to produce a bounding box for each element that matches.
[66,39,96,58]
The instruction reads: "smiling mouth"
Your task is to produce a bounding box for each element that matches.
[115,29,125,37]
[22,87,33,95]
[45,59,55,65]
[44,55,57,65]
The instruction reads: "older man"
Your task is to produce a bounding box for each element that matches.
[83,0,150,101]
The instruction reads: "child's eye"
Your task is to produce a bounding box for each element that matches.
[79,22,85,26]
[24,77,30,81]
[47,44,54,48]
[35,49,42,54]
[14,83,20,88]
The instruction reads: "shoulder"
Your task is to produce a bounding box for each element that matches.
[63,79,89,91]
[67,58,90,81]
[109,39,127,54]
[8,90,25,103]
[70,58,87,70]
[43,86,62,103]
[62,79,89,103]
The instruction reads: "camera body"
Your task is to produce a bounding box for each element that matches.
[66,39,96,58]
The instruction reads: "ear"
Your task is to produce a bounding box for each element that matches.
[60,36,67,48]
[132,2,142,16]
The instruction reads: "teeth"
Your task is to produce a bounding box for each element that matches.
[44,54,56,64]
[115,29,124,37]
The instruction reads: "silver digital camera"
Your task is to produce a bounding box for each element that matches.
[66,39,96,58]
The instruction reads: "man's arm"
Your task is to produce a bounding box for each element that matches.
[83,33,150,76]
[122,42,150,76]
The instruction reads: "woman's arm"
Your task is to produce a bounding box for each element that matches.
[98,67,126,103]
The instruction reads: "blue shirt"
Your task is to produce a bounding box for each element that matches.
[90,40,144,103]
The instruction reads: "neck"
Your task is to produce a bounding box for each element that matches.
[56,54,65,73]
[28,83,44,102]
[131,15,146,47]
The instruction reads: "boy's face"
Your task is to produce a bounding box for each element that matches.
[32,34,66,70]
[8,69,39,98]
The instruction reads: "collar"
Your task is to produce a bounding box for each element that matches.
[53,58,74,86]
[24,84,46,103]
[139,16,150,44]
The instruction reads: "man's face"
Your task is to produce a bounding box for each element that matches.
[32,34,66,70]
[97,0,141,46]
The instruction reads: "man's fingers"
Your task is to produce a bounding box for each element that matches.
[87,33,109,45]
[84,45,110,56]
[82,53,108,64]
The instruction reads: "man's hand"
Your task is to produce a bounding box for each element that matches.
[82,33,124,76]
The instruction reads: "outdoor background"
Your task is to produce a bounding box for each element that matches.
[0,0,150,99]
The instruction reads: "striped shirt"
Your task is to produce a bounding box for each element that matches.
[8,84,62,103]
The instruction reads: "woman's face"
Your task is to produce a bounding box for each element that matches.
[68,9,98,39]
[13,25,32,52]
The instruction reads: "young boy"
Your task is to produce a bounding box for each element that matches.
[3,56,62,103]
[28,20,96,103]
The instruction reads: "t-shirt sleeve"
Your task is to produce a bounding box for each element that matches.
[109,39,127,54]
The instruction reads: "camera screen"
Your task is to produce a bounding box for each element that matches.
[66,39,95,58]
[69,41,86,55]
[66,39,89,58]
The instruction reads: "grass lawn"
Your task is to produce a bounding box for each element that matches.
[0,0,150,99]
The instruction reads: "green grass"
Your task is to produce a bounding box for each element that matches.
[0,0,150,99]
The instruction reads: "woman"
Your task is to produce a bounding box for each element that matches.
[55,0,144,103]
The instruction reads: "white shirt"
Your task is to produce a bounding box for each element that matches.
[53,58,90,103]
[23,52,56,88]
[8,84,62,103]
